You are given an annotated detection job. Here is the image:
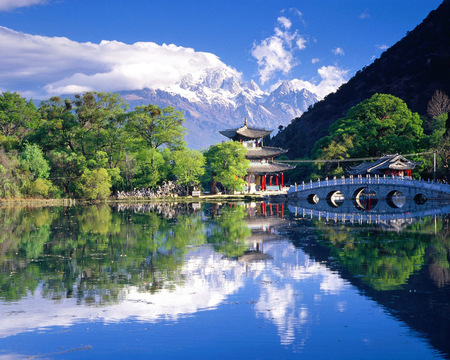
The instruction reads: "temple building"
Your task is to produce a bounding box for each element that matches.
[347,154,421,177]
[219,118,293,192]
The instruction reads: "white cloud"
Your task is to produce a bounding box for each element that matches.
[277,16,292,30]
[271,65,348,98]
[376,44,388,51]
[332,47,345,56]
[0,26,241,98]
[252,14,307,85]
[0,0,48,11]
[359,10,371,19]
[311,58,320,64]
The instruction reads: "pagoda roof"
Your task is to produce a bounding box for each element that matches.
[219,125,273,140]
[245,146,288,159]
[249,161,294,175]
[347,154,421,175]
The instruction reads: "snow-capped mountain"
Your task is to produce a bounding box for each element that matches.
[120,68,319,149]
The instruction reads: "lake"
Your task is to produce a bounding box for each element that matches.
[0,201,449,359]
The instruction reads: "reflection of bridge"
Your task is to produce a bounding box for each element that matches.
[287,202,450,230]
[288,175,450,210]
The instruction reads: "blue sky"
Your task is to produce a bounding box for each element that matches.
[0,0,443,99]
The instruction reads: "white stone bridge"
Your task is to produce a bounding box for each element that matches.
[288,175,450,211]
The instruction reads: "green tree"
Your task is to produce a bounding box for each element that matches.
[0,92,41,151]
[312,94,425,177]
[0,150,23,198]
[72,92,127,158]
[46,150,84,195]
[20,143,50,180]
[203,141,249,193]
[75,168,112,200]
[171,148,205,192]
[125,104,186,150]
[426,90,450,180]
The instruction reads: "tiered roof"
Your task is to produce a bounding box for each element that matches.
[219,125,272,141]
[245,146,288,159]
[347,154,421,175]
[248,162,293,175]
[220,118,294,175]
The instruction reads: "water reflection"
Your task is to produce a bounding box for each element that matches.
[0,202,448,359]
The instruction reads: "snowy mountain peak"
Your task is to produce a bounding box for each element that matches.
[120,71,319,149]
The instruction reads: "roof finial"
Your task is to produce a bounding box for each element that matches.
[244,115,247,127]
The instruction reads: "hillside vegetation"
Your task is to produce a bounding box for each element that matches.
[271,0,450,159]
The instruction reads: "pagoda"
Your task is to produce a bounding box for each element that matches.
[219,118,293,193]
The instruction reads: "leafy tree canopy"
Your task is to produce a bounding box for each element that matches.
[0,92,40,150]
[126,104,186,150]
[314,94,425,159]
[204,141,249,192]
[310,94,426,178]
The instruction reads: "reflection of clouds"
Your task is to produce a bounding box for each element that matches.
[0,247,246,338]
[251,241,349,347]
[0,239,352,353]
[255,280,299,345]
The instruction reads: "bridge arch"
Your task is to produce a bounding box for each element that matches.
[326,190,345,208]
[386,190,406,208]
[353,186,378,211]
[414,193,427,205]
[307,194,319,204]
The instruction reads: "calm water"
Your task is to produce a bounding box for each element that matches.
[0,201,449,359]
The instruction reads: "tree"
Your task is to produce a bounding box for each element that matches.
[20,143,50,180]
[427,90,450,119]
[75,168,112,200]
[203,141,249,193]
[0,92,40,150]
[125,104,186,150]
[171,148,205,192]
[0,150,22,198]
[312,94,426,177]
[427,90,450,180]
[46,150,83,195]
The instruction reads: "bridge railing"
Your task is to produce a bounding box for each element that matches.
[289,174,450,194]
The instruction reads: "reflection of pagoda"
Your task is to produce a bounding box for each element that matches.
[238,202,288,263]
[220,118,293,192]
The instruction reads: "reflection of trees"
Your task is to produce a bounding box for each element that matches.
[0,207,58,300]
[311,216,450,290]
[0,205,206,303]
[206,205,251,258]
[313,221,430,291]
[428,215,450,287]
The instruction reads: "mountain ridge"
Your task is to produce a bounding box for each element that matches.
[120,71,319,149]
[270,0,450,158]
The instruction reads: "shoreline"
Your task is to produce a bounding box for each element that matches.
[0,193,285,207]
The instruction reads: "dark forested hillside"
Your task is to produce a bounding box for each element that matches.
[271,0,450,158]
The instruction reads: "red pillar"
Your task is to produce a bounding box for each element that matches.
[269,176,272,186]
[276,174,279,186]
[281,173,284,188]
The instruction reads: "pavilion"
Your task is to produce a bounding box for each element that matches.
[219,118,293,193]
[347,154,421,177]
